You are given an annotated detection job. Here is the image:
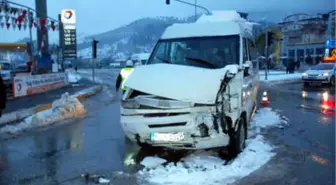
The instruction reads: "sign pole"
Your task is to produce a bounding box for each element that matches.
[91,58,95,82]
[265,31,268,80]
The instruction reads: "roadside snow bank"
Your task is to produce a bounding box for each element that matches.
[260,73,301,82]
[252,107,288,129]
[138,108,287,185]
[68,71,82,83]
[0,93,86,134]
[78,71,104,84]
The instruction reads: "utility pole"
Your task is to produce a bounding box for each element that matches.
[58,14,64,71]
[35,0,49,55]
[264,31,268,80]
[27,8,34,65]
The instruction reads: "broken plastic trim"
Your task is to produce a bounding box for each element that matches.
[215,73,233,134]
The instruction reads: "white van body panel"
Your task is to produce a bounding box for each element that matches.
[124,63,239,105]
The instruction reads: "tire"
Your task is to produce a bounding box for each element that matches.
[330,76,335,87]
[228,118,247,158]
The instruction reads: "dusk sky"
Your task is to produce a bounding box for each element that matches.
[0,0,334,43]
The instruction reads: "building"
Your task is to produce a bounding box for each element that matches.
[279,10,335,64]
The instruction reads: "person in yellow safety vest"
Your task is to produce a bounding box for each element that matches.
[116,60,134,93]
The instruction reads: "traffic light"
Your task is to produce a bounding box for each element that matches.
[166,0,170,4]
[267,32,274,46]
[92,40,99,58]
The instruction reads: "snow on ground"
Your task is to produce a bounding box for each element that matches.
[141,156,167,168]
[0,93,86,134]
[77,70,104,84]
[138,108,288,185]
[251,107,288,129]
[67,70,82,83]
[259,73,302,82]
[259,70,288,75]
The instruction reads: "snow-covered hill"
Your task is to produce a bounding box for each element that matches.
[76,16,197,59]
[75,14,277,60]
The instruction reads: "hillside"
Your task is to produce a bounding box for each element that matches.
[77,16,197,59]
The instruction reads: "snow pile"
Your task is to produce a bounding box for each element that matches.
[223,64,239,74]
[259,73,301,82]
[197,10,246,23]
[67,70,82,83]
[0,93,86,134]
[138,136,274,185]
[197,10,258,36]
[251,108,288,129]
[140,156,167,168]
[71,85,102,98]
[138,108,287,185]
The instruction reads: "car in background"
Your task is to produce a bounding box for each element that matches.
[14,63,28,73]
[0,62,14,88]
[13,63,30,76]
[302,63,335,87]
[131,53,150,66]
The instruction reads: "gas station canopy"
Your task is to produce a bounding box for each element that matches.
[0,43,28,52]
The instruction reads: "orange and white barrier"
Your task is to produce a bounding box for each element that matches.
[260,91,269,107]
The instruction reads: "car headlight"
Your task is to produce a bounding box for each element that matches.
[302,72,308,76]
[322,92,329,101]
[322,72,329,77]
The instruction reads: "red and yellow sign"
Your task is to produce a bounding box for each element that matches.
[323,48,336,62]
[12,73,69,97]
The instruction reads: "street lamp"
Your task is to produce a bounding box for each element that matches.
[164,0,211,16]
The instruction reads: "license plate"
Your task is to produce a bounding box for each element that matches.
[308,76,316,79]
[150,132,184,142]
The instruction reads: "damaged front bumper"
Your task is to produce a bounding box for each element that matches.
[121,96,230,150]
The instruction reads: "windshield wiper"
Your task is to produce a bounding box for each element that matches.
[156,56,170,64]
[185,56,216,69]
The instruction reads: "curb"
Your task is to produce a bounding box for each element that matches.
[0,85,103,127]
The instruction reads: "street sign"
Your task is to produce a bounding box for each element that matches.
[61,9,76,24]
[325,38,336,49]
[60,9,77,60]
[62,27,77,60]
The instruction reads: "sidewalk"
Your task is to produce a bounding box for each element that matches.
[4,79,97,114]
[259,70,302,84]
[259,65,311,75]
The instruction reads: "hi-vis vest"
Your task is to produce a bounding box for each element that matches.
[120,67,134,90]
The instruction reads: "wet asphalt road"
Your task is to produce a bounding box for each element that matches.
[0,88,133,185]
[0,69,334,185]
[238,82,335,185]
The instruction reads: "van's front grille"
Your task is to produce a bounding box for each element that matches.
[148,122,187,128]
[143,112,189,117]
